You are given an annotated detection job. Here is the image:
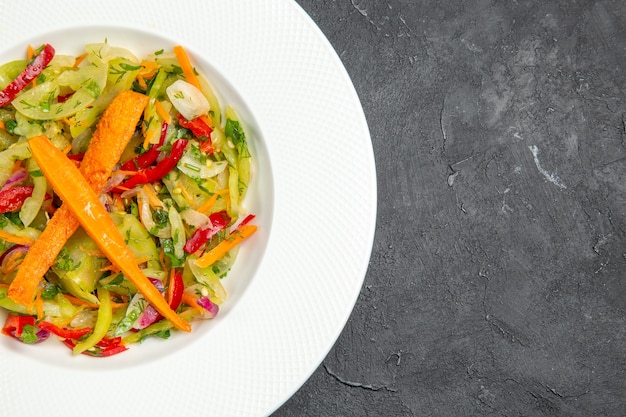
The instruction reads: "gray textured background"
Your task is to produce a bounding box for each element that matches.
[276,1,626,416]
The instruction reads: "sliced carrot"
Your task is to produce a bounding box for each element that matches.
[27,135,190,332]
[26,45,35,60]
[196,189,229,213]
[73,52,87,68]
[8,91,149,307]
[195,225,257,268]
[181,292,203,311]
[35,292,44,320]
[173,45,201,90]
[142,184,164,208]
[0,229,35,246]
[155,100,172,124]
[63,294,100,308]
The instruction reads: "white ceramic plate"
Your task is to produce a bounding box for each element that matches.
[0,1,376,416]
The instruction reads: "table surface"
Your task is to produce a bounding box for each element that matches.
[276,1,626,416]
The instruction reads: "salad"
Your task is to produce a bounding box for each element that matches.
[0,41,256,357]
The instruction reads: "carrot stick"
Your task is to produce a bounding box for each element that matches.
[27,135,190,332]
[8,91,149,307]
[0,229,35,246]
[194,225,257,268]
[173,45,201,90]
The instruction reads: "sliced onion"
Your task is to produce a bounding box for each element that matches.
[103,171,127,193]
[166,79,210,120]
[180,208,211,228]
[196,296,219,319]
[0,168,28,190]
[0,244,27,268]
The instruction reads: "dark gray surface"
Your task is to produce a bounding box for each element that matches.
[276,1,626,416]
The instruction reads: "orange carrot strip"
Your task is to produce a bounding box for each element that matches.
[142,184,164,208]
[0,121,5,130]
[181,292,203,311]
[173,45,201,90]
[155,100,172,124]
[26,45,35,60]
[63,294,99,308]
[64,293,127,310]
[73,52,87,68]
[35,292,44,320]
[195,225,257,268]
[196,193,218,214]
[10,159,22,174]
[27,135,190,332]
[27,46,37,87]
[196,189,229,213]
[0,230,35,246]
[8,91,149,307]
[0,248,25,274]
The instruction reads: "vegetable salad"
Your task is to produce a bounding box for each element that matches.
[0,42,256,357]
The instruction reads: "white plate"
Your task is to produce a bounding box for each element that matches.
[0,1,376,416]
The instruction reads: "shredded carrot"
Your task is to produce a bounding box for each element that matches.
[196,189,229,213]
[8,91,149,308]
[136,76,148,91]
[0,121,5,130]
[63,294,99,308]
[62,143,72,155]
[100,256,151,273]
[27,45,37,87]
[61,117,78,126]
[173,45,202,90]
[110,169,139,178]
[155,100,172,124]
[112,194,125,212]
[27,135,190,332]
[142,184,164,208]
[35,292,44,320]
[10,159,22,174]
[73,52,87,68]
[181,292,203,311]
[0,249,25,274]
[0,230,35,246]
[142,120,160,149]
[196,193,219,214]
[0,283,8,288]
[195,225,257,268]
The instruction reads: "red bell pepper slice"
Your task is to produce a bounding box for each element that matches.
[166,269,184,311]
[117,139,188,189]
[177,113,214,154]
[2,313,35,338]
[0,185,34,213]
[0,44,55,107]
[183,211,231,254]
[62,338,128,357]
[234,214,256,230]
[120,122,168,171]
[178,113,212,139]
[36,321,92,339]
